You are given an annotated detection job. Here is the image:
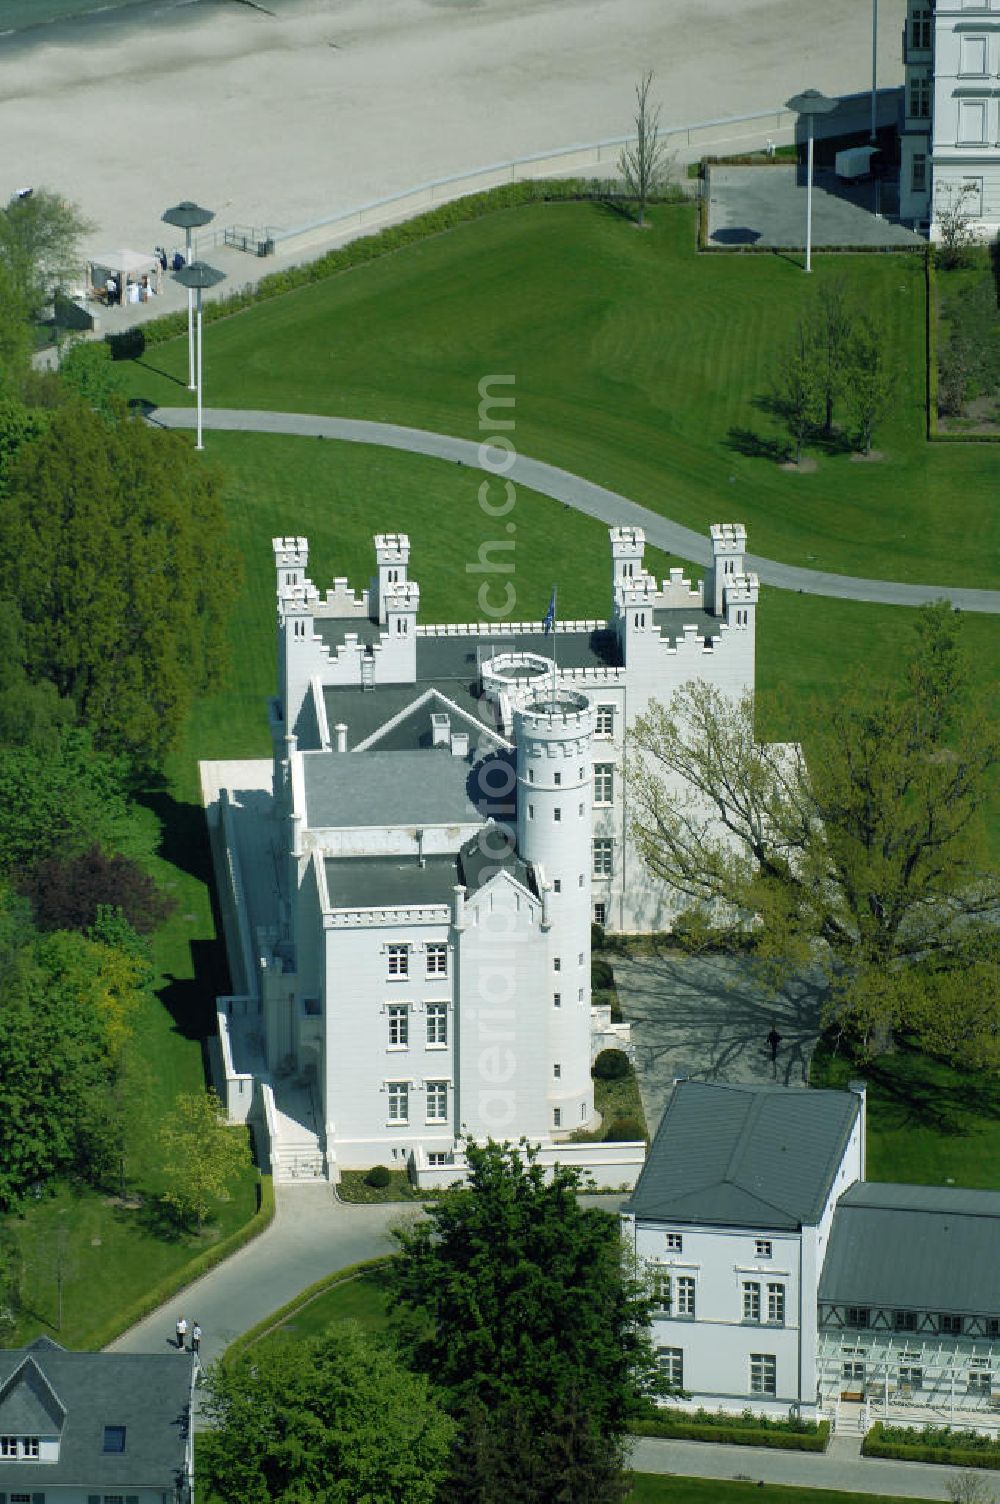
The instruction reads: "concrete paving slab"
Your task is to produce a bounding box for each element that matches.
[707,164,925,250]
[612,952,826,1136]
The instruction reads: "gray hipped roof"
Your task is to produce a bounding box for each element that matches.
[819,1181,1000,1316]
[0,1341,191,1490]
[626,1080,860,1230]
[304,748,510,829]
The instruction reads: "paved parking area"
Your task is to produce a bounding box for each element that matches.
[706,164,925,250]
[612,951,827,1136]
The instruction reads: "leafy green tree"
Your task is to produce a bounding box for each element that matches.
[0,265,32,394]
[0,401,241,767]
[200,1324,456,1504]
[773,321,824,464]
[446,1392,630,1504]
[158,1090,253,1228]
[0,188,94,314]
[628,604,1000,1060]
[56,339,123,417]
[809,278,855,435]
[0,598,72,748]
[0,727,137,876]
[389,1139,661,1497]
[844,316,895,454]
[0,892,123,1209]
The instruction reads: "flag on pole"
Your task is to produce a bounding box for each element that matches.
[542,586,557,634]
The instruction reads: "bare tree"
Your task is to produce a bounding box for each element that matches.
[618,71,673,227]
[946,1472,997,1504]
[935,181,978,270]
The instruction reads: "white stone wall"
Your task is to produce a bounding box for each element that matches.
[927,0,1000,236]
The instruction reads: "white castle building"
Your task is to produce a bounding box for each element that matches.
[206,522,758,1184]
[899,0,1000,236]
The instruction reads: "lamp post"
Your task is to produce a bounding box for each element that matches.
[161,201,215,391]
[172,260,225,451]
[785,89,838,273]
[870,0,879,142]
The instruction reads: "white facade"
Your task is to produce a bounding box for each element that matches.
[213,523,758,1179]
[899,0,1000,235]
[624,1081,865,1419]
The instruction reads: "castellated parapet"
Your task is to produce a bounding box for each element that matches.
[273,535,310,597]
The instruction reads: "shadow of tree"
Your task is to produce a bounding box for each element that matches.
[725,426,788,462]
[710,226,762,246]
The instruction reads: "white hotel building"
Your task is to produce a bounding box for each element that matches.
[206,522,757,1183]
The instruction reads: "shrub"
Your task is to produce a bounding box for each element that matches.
[593,1048,630,1081]
[365,1165,391,1189]
[629,1413,829,1451]
[605,1116,646,1142]
[21,844,174,934]
[864,1421,1000,1469]
[591,921,607,952]
[592,957,615,991]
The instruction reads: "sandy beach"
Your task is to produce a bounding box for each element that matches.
[0,0,906,259]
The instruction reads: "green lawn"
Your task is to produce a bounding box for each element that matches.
[260,1267,394,1349]
[628,1479,925,1504]
[117,200,1000,587]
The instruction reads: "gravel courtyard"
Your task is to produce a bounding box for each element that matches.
[613,952,828,1137]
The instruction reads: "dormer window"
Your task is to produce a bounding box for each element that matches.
[1,1436,40,1459]
[103,1424,127,1453]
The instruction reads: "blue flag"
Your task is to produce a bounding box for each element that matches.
[543,586,557,634]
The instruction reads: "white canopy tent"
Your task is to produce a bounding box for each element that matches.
[87,248,161,303]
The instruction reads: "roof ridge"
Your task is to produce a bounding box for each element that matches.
[720,1090,764,1187]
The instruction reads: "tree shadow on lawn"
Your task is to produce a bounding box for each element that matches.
[820,1036,1000,1137]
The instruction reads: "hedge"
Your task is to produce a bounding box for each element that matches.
[222,1254,394,1367]
[630,1415,830,1451]
[863,1421,1000,1470]
[94,1173,275,1351]
[115,180,689,352]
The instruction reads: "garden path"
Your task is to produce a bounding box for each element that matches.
[150,408,1000,613]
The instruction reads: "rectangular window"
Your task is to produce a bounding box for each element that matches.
[959,100,987,143]
[989,1319,1000,1339]
[898,1364,923,1390]
[743,1281,761,1322]
[103,1425,127,1453]
[387,944,409,978]
[554,1107,562,1128]
[846,1307,870,1329]
[0,1436,17,1457]
[665,1232,683,1252]
[387,1081,409,1123]
[894,1310,917,1332]
[553,1063,561,1078]
[426,943,448,977]
[912,7,931,47]
[657,1346,684,1387]
[554,771,562,786]
[750,1354,777,1396]
[755,1239,772,1259]
[554,807,561,822]
[960,35,988,75]
[650,1267,671,1310]
[554,956,561,971]
[425,1080,448,1123]
[909,74,931,118]
[528,803,534,819]
[553,879,561,893]
[911,153,927,194]
[553,992,561,1008]
[12,1493,34,1504]
[20,1438,39,1458]
[388,1004,409,1048]
[941,1313,964,1335]
[593,837,613,877]
[968,1361,992,1393]
[595,704,615,737]
[594,902,607,926]
[676,1276,696,1317]
[427,1151,449,1167]
[426,1004,448,1047]
[767,1283,785,1325]
[842,1359,865,1384]
[594,764,614,805]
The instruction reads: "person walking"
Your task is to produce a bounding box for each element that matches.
[175,1315,188,1350]
[766,1025,782,1065]
[191,1322,202,1358]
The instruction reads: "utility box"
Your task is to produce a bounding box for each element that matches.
[835,146,878,181]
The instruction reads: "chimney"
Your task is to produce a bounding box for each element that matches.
[431,713,450,748]
[451,730,469,758]
[416,828,425,868]
[849,1079,867,1179]
[335,723,348,753]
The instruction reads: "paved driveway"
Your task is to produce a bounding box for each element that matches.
[613,952,827,1136]
[706,164,925,249]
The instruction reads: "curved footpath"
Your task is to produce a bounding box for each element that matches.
[152,409,1000,614]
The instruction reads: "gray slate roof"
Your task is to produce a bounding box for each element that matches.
[304,748,507,828]
[324,853,459,909]
[626,1080,860,1230]
[0,1341,191,1491]
[819,1181,1000,1316]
